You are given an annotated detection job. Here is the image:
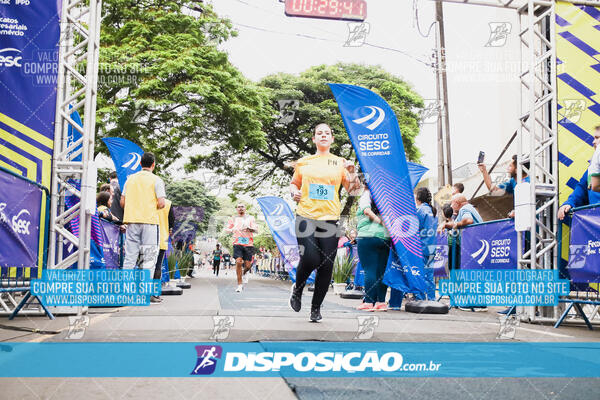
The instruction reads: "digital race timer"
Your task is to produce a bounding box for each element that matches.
[284,0,367,22]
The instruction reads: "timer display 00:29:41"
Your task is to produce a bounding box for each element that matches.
[285,0,367,22]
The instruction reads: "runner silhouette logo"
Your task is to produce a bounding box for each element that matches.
[191,345,223,375]
[471,240,490,265]
[352,106,385,130]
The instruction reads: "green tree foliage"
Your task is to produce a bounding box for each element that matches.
[165,179,219,233]
[188,63,424,196]
[96,0,269,171]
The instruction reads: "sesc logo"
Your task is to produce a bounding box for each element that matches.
[352,106,385,130]
[0,48,22,68]
[191,345,223,375]
[471,239,490,265]
[0,203,8,224]
[121,152,141,170]
[12,209,31,235]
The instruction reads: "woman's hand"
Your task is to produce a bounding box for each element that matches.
[291,188,302,203]
[344,160,356,173]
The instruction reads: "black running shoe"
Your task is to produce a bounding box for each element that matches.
[289,284,302,312]
[310,305,322,322]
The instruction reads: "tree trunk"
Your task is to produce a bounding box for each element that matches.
[341,195,356,218]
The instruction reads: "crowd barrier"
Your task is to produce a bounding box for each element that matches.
[0,166,53,319]
[555,203,600,330]
[434,213,600,329]
[256,257,289,280]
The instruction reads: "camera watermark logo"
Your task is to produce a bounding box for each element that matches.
[210,315,234,340]
[497,312,520,340]
[354,315,378,339]
[277,99,299,125]
[561,99,586,123]
[201,172,233,195]
[344,22,370,47]
[485,22,512,47]
[420,99,442,124]
[65,315,89,340]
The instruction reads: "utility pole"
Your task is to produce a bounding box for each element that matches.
[434,38,445,188]
[435,0,453,187]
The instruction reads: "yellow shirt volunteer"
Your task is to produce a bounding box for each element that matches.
[122,170,165,225]
[158,199,172,250]
[291,153,350,220]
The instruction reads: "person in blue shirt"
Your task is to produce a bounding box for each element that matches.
[440,194,486,312]
[558,127,600,220]
[415,187,438,300]
[442,194,483,232]
[388,187,439,309]
[478,154,530,199]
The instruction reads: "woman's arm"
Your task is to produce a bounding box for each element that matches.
[363,208,382,225]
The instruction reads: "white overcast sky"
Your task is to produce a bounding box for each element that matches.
[206,0,522,182]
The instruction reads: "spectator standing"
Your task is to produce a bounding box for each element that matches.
[439,203,460,271]
[441,194,485,311]
[415,187,438,301]
[355,188,390,312]
[120,153,166,302]
[558,126,600,220]
[155,198,174,291]
[452,183,464,195]
[109,171,125,221]
[97,192,119,223]
[100,183,112,195]
[587,126,600,193]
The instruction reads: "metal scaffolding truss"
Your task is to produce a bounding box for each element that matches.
[517,0,558,321]
[47,0,102,271]
[432,0,572,322]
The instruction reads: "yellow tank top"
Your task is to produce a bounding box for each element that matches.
[292,153,350,220]
[123,170,161,224]
[158,199,172,250]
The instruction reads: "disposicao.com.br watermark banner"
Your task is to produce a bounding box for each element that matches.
[1,342,599,378]
[30,269,161,306]
[439,269,570,307]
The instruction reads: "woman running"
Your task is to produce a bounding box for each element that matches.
[288,123,362,322]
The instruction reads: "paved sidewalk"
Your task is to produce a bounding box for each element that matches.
[1,270,598,343]
[2,270,599,400]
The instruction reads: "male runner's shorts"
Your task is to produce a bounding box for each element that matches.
[233,245,254,261]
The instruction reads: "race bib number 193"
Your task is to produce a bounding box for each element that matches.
[308,184,335,200]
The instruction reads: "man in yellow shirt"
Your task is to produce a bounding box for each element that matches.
[120,153,166,285]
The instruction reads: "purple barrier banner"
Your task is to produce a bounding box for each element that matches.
[567,207,600,283]
[433,233,449,278]
[0,169,43,275]
[99,219,120,269]
[172,206,204,242]
[460,220,517,270]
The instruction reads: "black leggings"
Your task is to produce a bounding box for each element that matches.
[154,249,165,280]
[294,215,340,307]
[213,260,220,276]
